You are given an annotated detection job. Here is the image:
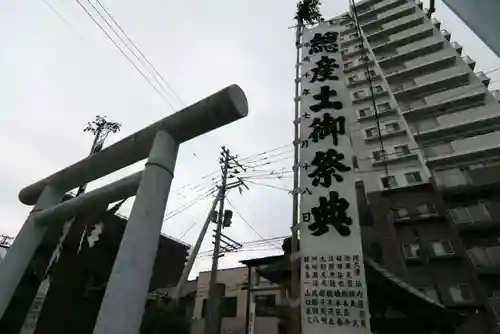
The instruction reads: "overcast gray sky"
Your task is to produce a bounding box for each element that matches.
[1,0,499,276]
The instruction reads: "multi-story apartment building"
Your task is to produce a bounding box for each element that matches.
[332,0,500,332]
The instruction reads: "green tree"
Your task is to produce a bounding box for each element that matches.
[295,0,324,25]
[141,301,190,334]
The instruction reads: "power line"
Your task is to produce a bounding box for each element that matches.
[163,187,216,222]
[178,220,200,240]
[244,180,292,194]
[94,0,184,108]
[225,197,282,250]
[75,0,176,109]
[41,0,84,40]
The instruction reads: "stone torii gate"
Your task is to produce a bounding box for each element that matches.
[0,85,248,334]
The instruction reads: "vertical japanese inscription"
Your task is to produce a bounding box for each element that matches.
[300,26,352,238]
[303,254,367,328]
[299,22,371,333]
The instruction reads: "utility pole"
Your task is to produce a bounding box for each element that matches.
[172,155,247,305]
[205,146,230,334]
[290,15,303,334]
[170,190,221,303]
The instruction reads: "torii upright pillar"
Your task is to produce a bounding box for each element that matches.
[0,85,248,334]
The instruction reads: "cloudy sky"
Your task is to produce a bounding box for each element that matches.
[1,0,499,276]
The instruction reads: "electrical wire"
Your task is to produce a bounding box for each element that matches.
[86,0,177,111]
[349,1,391,186]
[225,197,282,250]
[75,0,176,109]
[94,0,184,108]
[244,180,292,194]
[41,0,85,40]
[178,220,200,240]
[163,187,216,222]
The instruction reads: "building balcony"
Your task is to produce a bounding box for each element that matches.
[364,126,407,142]
[354,0,408,20]
[344,57,375,74]
[491,90,500,103]
[401,90,485,120]
[449,202,500,232]
[413,114,500,143]
[476,71,491,87]
[392,72,470,101]
[341,44,366,60]
[427,144,500,171]
[462,55,476,70]
[367,14,425,42]
[451,41,463,55]
[347,70,382,88]
[434,162,500,194]
[371,150,419,166]
[386,55,456,82]
[488,297,500,323]
[378,40,443,66]
[340,33,362,48]
[362,4,417,32]
[372,27,435,54]
[441,29,451,41]
[431,18,441,29]
[467,246,500,276]
[358,105,397,120]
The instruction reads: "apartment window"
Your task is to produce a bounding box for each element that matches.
[393,207,409,219]
[353,90,367,99]
[345,61,353,69]
[449,285,473,303]
[358,107,371,118]
[402,243,420,259]
[372,149,386,161]
[202,297,237,318]
[431,240,454,256]
[373,85,384,93]
[377,102,391,112]
[365,69,377,79]
[359,55,370,63]
[221,297,238,317]
[255,295,276,317]
[405,171,423,184]
[365,127,378,138]
[417,286,439,301]
[417,202,437,216]
[394,144,410,157]
[354,43,363,50]
[381,175,398,189]
[385,122,401,133]
[348,75,358,83]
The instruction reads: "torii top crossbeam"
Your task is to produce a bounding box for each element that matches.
[19,84,248,205]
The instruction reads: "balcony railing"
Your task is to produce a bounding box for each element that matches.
[491,90,500,103]
[476,71,491,87]
[462,55,476,70]
[449,203,491,225]
[441,29,451,41]
[451,41,463,55]
[467,246,500,274]
[431,18,441,29]
[488,297,500,322]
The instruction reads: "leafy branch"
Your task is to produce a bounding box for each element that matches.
[295,0,324,25]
